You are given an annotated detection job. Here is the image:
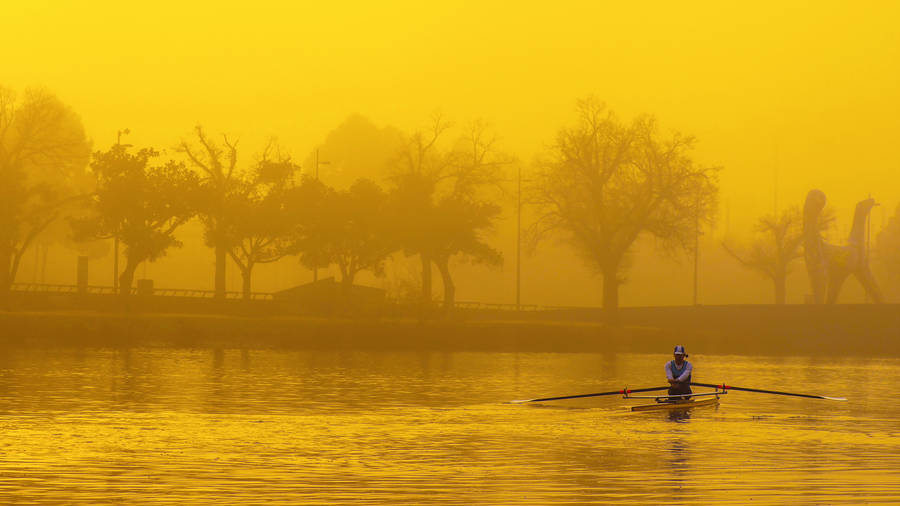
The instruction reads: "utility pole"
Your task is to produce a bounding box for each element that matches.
[312,148,329,283]
[113,128,129,293]
[866,192,872,303]
[516,165,522,311]
[773,143,779,216]
[693,198,700,306]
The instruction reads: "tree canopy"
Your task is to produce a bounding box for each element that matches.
[306,178,394,288]
[530,98,719,320]
[387,116,506,312]
[723,206,835,304]
[72,144,198,294]
[178,125,243,298]
[0,86,91,292]
[224,149,299,299]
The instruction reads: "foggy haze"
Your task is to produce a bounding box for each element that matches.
[4,1,898,307]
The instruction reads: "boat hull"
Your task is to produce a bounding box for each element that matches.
[631,397,719,412]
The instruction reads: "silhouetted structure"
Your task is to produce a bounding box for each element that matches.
[273,277,386,315]
[803,190,883,303]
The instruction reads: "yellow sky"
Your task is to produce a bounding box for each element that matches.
[4,1,899,304]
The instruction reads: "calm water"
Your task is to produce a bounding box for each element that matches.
[0,348,898,504]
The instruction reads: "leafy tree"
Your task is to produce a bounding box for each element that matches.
[224,149,299,299]
[530,98,719,322]
[387,116,452,308]
[430,122,505,311]
[0,86,91,293]
[72,144,198,294]
[722,206,832,304]
[430,196,503,310]
[289,175,396,292]
[303,114,405,188]
[320,179,394,289]
[387,117,506,313]
[286,175,332,280]
[177,126,242,298]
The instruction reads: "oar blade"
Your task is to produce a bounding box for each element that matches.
[691,382,847,401]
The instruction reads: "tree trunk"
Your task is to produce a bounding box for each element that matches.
[119,258,139,296]
[340,270,356,314]
[241,263,253,300]
[436,256,455,313]
[215,245,227,299]
[0,247,12,295]
[419,253,432,320]
[602,264,620,325]
[421,253,432,305]
[774,274,786,305]
[341,270,355,291]
[40,244,49,283]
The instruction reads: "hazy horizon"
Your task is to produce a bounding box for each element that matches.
[4,1,898,307]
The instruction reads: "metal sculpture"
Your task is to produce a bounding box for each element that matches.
[803,189,883,303]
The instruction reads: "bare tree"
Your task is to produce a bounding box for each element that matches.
[178,126,241,299]
[0,86,90,293]
[724,208,796,304]
[530,98,719,322]
[724,206,835,304]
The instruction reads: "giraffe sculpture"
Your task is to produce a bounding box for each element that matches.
[803,189,883,304]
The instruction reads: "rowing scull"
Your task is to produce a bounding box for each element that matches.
[626,390,723,411]
[631,397,720,411]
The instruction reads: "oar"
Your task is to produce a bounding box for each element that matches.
[691,382,846,401]
[511,386,670,404]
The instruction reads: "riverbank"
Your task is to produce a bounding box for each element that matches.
[1,305,898,356]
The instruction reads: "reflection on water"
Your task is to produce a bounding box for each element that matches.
[0,348,899,503]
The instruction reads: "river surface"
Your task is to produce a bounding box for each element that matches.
[0,348,898,504]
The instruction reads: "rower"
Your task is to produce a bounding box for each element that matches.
[666,345,692,398]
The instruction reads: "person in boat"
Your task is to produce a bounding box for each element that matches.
[666,345,692,398]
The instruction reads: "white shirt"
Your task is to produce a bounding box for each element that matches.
[665,360,692,382]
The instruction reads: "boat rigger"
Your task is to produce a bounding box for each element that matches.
[511,382,846,410]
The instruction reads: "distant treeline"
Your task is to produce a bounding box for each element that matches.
[2,87,899,317]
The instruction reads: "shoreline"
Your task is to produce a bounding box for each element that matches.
[1,305,898,356]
